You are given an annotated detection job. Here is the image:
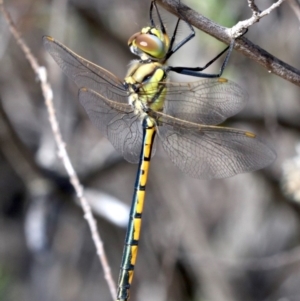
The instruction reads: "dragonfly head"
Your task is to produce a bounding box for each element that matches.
[128,26,170,61]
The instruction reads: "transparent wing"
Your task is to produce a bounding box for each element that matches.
[151,111,276,179]
[162,78,248,125]
[43,36,128,103]
[43,37,143,163]
[79,88,143,163]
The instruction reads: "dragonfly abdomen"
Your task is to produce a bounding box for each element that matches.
[117,118,156,301]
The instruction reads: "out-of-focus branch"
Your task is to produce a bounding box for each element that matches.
[156,0,300,87]
[0,1,117,299]
[287,0,300,23]
[282,144,300,203]
[0,98,42,190]
[188,243,300,271]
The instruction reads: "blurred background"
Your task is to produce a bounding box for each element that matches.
[1,0,300,300]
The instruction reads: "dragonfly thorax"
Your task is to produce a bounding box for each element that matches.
[128,26,170,62]
[125,61,167,113]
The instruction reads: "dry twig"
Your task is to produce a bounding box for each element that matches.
[0,1,117,299]
[231,0,286,37]
[248,0,261,15]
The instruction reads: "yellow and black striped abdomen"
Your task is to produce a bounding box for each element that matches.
[117,117,156,301]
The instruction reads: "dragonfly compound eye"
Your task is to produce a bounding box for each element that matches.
[128,32,167,60]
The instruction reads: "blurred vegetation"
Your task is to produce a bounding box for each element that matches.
[1,0,300,301]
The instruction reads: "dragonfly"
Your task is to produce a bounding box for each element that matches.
[43,2,275,301]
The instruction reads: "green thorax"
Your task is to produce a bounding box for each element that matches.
[125,61,167,112]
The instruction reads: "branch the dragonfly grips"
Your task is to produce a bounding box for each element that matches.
[156,0,300,86]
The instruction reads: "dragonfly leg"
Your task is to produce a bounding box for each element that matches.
[150,1,167,34]
[167,39,235,78]
[166,28,248,78]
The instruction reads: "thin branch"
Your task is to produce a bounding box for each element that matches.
[248,0,261,15]
[187,244,300,271]
[0,98,43,190]
[232,0,286,36]
[0,1,117,299]
[260,0,285,17]
[156,0,300,87]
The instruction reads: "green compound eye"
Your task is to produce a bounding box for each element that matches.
[128,30,168,60]
[135,34,165,58]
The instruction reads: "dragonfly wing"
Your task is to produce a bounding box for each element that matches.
[153,113,276,179]
[43,36,128,103]
[79,88,143,163]
[163,78,247,125]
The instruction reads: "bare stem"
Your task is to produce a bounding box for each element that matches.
[248,0,261,15]
[234,0,286,32]
[0,1,117,299]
